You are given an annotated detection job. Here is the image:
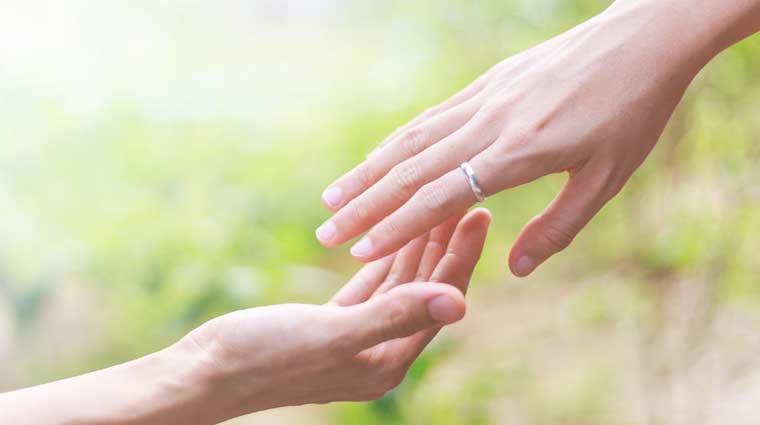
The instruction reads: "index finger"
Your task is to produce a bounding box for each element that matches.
[349,168,478,262]
[320,99,480,212]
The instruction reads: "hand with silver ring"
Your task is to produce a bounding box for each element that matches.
[315,0,760,277]
[460,162,487,203]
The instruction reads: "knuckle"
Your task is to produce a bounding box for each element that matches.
[433,251,465,283]
[478,101,503,118]
[382,298,416,340]
[416,182,453,215]
[598,166,628,201]
[355,163,378,189]
[349,200,373,225]
[389,160,422,199]
[603,179,626,202]
[399,126,428,157]
[580,163,628,206]
[477,100,510,124]
[538,215,577,252]
[379,216,400,238]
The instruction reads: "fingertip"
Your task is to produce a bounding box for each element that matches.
[454,208,492,240]
[321,187,344,211]
[473,207,492,219]
[462,207,491,226]
[468,207,492,227]
[350,237,375,261]
[509,255,537,278]
[316,221,338,246]
[508,239,540,278]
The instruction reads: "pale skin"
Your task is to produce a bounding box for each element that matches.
[316,0,760,277]
[0,209,491,425]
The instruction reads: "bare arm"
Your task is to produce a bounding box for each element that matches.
[0,345,223,425]
[0,210,491,425]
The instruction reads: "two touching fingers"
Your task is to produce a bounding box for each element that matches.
[339,208,492,354]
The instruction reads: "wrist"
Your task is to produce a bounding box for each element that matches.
[173,326,280,419]
[83,339,242,425]
[93,342,232,425]
[158,336,251,424]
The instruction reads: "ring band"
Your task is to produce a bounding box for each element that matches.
[460,162,486,203]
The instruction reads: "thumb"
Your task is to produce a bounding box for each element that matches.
[343,283,466,353]
[509,167,621,277]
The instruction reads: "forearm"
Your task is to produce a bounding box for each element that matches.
[609,0,760,66]
[0,340,235,425]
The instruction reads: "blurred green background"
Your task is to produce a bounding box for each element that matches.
[1,1,760,424]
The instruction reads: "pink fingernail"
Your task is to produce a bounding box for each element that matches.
[316,221,337,243]
[428,295,463,324]
[322,187,343,208]
[515,256,536,277]
[350,237,373,258]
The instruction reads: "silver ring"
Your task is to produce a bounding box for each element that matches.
[459,162,486,203]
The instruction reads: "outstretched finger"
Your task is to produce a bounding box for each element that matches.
[345,167,478,262]
[317,114,495,251]
[345,134,563,262]
[320,99,480,213]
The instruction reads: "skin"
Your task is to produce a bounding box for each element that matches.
[0,209,491,425]
[316,0,760,277]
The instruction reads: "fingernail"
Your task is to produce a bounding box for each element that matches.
[316,221,337,243]
[322,187,343,208]
[350,237,373,258]
[428,295,462,324]
[515,256,536,277]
